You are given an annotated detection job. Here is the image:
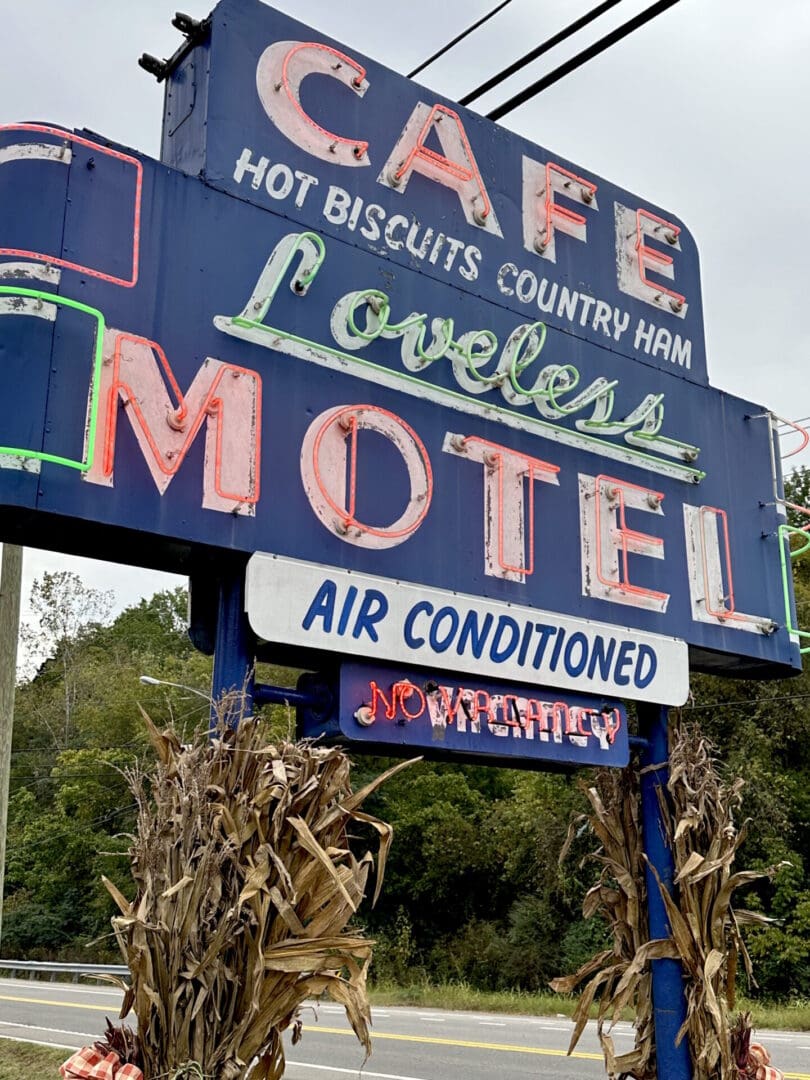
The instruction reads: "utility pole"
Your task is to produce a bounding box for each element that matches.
[0,544,23,944]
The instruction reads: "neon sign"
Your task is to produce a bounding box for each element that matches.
[299,660,631,768]
[215,232,704,484]
[164,0,709,384]
[0,115,799,683]
[0,124,142,288]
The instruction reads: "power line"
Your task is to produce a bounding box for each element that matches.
[407,0,514,79]
[460,0,623,106]
[681,690,810,713]
[487,0,682,122]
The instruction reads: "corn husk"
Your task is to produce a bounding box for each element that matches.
[552,720,783,1080]
[551,766,662,1077]
[104,708,415,1080]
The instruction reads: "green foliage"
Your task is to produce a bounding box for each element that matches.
[5,580,209,960]
[6,526,810,1005]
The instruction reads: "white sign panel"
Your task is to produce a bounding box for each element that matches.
[246,553,689,705]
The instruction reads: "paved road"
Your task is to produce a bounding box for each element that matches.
[0,978,807,1079]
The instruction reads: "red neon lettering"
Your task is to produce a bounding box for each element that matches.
[525,699,548,731]
[446,434,559,582]
[438,685,464,725]
[699,506,737,618]
[0,124,142,288]
[697,505,760,626]
[594,474,668,604]
[473,689,494,724]
[382,103,502,235]
[369,680,397,720]
[499,694,523,728]
[636,209,685,311]
[603,709,621,743]
[550,702,567,737]
[86,330,261,513]
[256,41,369,167]
[394,106,485,204]
[539,162,597,253]
[302,404,433,549]
[575,708,593,738]
[395,680,426,720]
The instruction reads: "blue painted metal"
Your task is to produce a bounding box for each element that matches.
[162,0,710,387]
[638,703,692,1080]
[254,681,326,710]
[0,123,799,680]
[301,659,630,769]
[210,564,254,729]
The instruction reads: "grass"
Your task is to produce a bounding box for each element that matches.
[368,979,810,1031]
[0,1039,69,1077]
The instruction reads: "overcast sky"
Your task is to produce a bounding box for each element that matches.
[1,0,809,632]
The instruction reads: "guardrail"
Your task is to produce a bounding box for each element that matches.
[0,959,128,981]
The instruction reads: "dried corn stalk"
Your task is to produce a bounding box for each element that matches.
[661,725,782,1079]
[551,766,663,1078]
[552,721,781,1080]
[104,708,414,1080]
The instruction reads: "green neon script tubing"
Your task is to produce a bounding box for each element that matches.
[778,524,810,653]
[0,286,105,472]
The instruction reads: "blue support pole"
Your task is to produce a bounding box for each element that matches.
[638,702,692,1080]
[210,561,255,731]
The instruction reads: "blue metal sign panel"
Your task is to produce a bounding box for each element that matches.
[162,0,708,387]
[299,660,630,769]
[0,119,799,686]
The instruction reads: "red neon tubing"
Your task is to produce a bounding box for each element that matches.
[0,123,142,288]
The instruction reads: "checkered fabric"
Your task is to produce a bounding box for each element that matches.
[60,1046,143,1080]
[748,1042,785,1080]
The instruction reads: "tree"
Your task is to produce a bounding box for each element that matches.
[20,572,113,748]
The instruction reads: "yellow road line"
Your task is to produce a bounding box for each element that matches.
[301,1023,602,1061]
[0,995,807,1079]
[0,993,110,1012]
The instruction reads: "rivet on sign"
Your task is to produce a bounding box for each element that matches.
[353,145,365,160]
[337,412,356,432]
[329,142,337,154]
[293,279,307,294]
[354,705,375,726]
[581,187,593,204]
[367,294,384,315]
[334,519,349,535]
[274,82,282,92]
[473,206,489,226]
[388,167,403,187]
[646,493,661,510]
[352,75,364,89]
[669,297,684,313]
[664,229,678,245]
[534,233,549,253]
[449,434,468,452]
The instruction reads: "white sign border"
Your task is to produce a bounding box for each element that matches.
[246,552,689,706]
